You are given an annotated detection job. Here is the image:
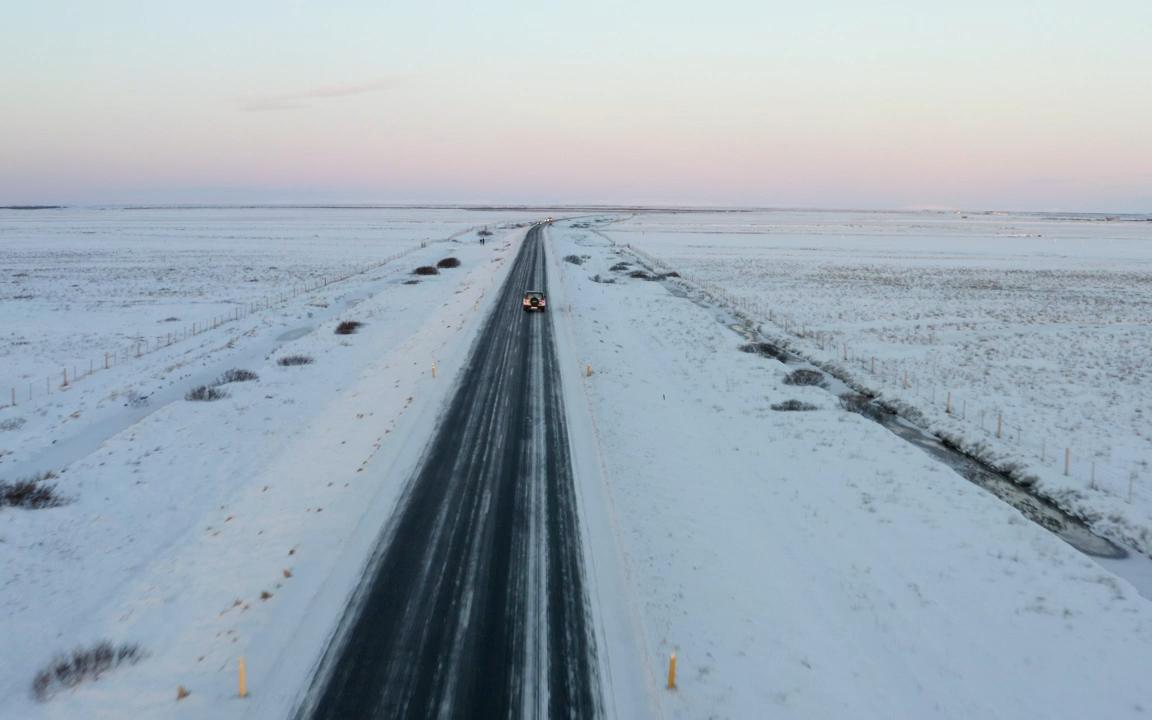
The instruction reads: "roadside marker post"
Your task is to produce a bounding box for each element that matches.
[238,657,248,699]
[667,653,677,690]
[432,363,438,379]
[1065,448,1071,477]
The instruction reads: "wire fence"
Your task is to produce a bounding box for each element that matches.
[624,243,1143,505]
[0,240,444,412]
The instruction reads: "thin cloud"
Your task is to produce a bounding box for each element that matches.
[239,79,393,112]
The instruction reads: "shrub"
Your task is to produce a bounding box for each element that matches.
[771,399,818,412]
[1,472,67,509]
[402,279,420,285]
[277,355,314,366]
[185,385,228,402]
[478,228,493,237]
[740,342,790,363]
[564,255,584,265]
[335,320,363,335]
[32,642,145,702]
[629,270,656,280]
[783,368,827,387]
[609,262,631,272]
[0,417,27,432]
[838,393,872,414]
[413,266,439,276]
[436,257,461,269]
[216,368,258,384]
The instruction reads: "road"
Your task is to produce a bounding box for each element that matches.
[301,225,600,719]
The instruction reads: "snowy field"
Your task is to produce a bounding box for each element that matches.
[0,207,531,402]
[0,208,536,717]
[550,219,1152,719]
[605,210,1152,555]
[3,206,1151,718]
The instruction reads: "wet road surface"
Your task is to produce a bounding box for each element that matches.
[301,225,599,719]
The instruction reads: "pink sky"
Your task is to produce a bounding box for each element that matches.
[2,2,1149,212]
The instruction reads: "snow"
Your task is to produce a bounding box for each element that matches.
[605,210,1152,557]
[550,217,1152,719]
[4,206,1152,718]
[0,208,535,717]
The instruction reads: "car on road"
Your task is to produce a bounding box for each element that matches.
[522,291,547,312]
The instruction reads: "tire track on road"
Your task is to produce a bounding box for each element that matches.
[300,225,599,719]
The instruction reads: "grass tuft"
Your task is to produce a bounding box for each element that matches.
[277,355,314,366]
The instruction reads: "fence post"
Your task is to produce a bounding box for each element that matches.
[1064,448,1070,477]
[997,413,1003,439]
[946,391,952,415]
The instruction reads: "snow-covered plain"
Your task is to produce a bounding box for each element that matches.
[606,210,1152,556]
[550,218,1152,719]
[4,206,1152,719]
[0,207,536,717]
[0,207,530,402]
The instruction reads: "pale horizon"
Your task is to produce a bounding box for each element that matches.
[2,1,1150,213]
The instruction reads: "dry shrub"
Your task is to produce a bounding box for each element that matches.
[185,385,228,401]
[783,368,827,387]
[771,400,818,412]
[436,257,461,269]
[412,266,439,276]
[216,368,258,384]
[335,320,363,335]
[32,642,145,702]
[277,355,314,366]
[1,471,67,509]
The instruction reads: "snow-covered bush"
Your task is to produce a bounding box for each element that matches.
[783,368,827,387]
[771,400,818,412]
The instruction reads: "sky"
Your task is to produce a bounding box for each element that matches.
[1,1,1150,212]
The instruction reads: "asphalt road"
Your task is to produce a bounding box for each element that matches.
[301,225,600,719]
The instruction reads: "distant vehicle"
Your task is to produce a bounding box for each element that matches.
[545,216,554,225]
[522,291,547,312]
